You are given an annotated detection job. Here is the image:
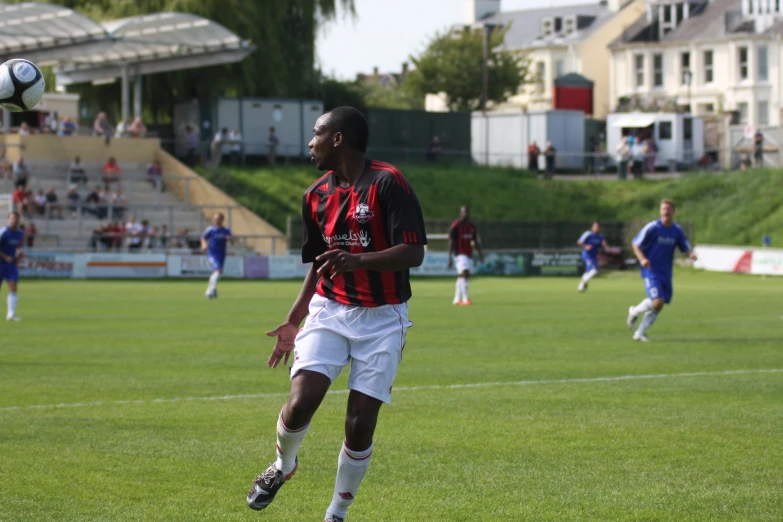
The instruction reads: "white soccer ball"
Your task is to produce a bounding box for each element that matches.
[0,59,45,112]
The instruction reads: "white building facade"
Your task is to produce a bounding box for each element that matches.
[610,0,783,127]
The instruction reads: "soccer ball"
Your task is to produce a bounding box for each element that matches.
[0,59,45,112]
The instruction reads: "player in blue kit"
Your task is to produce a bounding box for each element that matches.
[627,199,697,342]
[577,221,608,292]
[201,212,233,299]
[0,212,24,321]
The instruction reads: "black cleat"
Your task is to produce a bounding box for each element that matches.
[324,516,345,522]
[246,459,297,511]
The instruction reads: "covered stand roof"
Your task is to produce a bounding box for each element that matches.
[0,3,254,85]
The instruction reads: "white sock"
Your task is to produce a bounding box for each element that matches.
[274,408,310,475]
[582,269,598,283]
[636,310,659,336]
[326,442,373,520]
[463,279,470,300]
[631,298,653,317]
[454,279,461,303]
[207,271,220,293]
[7,292,17,317]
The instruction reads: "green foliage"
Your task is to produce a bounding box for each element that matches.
[2,275,783,520]
[8,0,354,121]
[406,25,528,111]
[319,78,366,111]
[206,165,783,246]
[360,76,423,110]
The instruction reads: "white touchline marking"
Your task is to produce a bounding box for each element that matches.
[1,369,781,413]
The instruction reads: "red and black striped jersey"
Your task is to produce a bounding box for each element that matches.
[301,159,427,307]
[450,219,477,257]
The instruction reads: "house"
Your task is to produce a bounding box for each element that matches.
[610,0,783,127]
[443,0,647,118]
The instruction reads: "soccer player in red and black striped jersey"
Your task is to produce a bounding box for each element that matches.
[447,206,483,305]
[247,107,427,522]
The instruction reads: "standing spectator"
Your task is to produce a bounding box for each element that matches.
[115,118,129,138]
[125,216,144,252]
[58,116,78,136]
[102,157,122,187]
[34,190,47,216]
[544,141,557,179]
[426,135,442,162]
[69,155,88,184]
[210,128,229,168]
[229,127,243,165]
[754,128,764,168]
[111,190,127,220]
[67,185,80,217]
[184,125,198,167]
[93,112,113,144]
[18,122,31,136]
[615,137,631,180]
[128,117,147,138]
[159,224,170,249]
[13,157,30,190]
[645,135,657,173]
[148,226,160,250]
[527,141,541,173]
[631,136,647,179]
[589,136,603,174]
[140,220,152,249]
[45,188,63,219]
[147,160,163,190]
[24,222,37,248]
[268,126,280,165]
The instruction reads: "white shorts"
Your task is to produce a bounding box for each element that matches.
[455,254,473,274]
[291,294,412,404]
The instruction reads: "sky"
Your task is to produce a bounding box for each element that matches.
[316,0,597,80]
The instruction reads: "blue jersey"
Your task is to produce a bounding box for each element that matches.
[578,231,604,261]
[202,226,232,260]
[0,226,23,266]
[632,220,690,282]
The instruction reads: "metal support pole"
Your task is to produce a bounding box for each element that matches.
[481,25,490,111]
[121,65,130,122]
[133,74,142,119]
[2,107,9,133]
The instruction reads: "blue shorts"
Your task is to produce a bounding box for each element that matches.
[0,263,19,283]
[643,275,672,304]
[583,256,599,272]
[209,255,225,271]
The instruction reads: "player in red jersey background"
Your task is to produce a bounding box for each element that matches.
[247,107,426,522]
[447,206,483,305]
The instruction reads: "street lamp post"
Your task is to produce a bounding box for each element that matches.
[684,68,693,114]
[481,23,499,112]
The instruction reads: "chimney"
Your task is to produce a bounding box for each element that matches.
[463,0,501,25]
[401,62,409,75]
[373,66,379,77]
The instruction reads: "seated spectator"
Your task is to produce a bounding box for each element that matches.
[18,122,31,136]
[34,190,47,216]
[93,111,113,144]
[45,187,63,219]
[69,155,88,184]
[67,185,80,217]
[147,160,163,190]
[58,116,78,136]
[12,186,31,217]
[147,226,160,249]
[107,221,125,251]
[126,216,144,252]
[13,157,30,189]
[102,157,122,187]
[128,117,147,138]
[23,222,37,248]
[115,118,129,138]
[159,224,170,249]
[89,224,105,252]
[83,186,103,218]
[111,189,127,220]
[174,227,190,248]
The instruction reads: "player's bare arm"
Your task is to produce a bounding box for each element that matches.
[267,262,321,368]
[200,238,208,252]
[316,244,425,279]
[632,243,649,268]
[0,252,12,263]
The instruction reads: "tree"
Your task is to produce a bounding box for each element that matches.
[361,77,423,110]
[406,26,528,111]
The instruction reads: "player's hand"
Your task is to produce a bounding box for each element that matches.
[447,258,453,268]
[266,322,299,368]
[689,253,698,261]
[585,245,592,251]
[315,250,360,279]
[640,257,650,268]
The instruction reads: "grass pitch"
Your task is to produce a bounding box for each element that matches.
[1,270,782,521]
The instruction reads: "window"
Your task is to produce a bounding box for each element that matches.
[554,60,564,79]
[659,121,673,140]
[758,46,768,82]
[758,101,769,125]
[653,53,663,87]
[738,102,749,124]
[635,54,645,87]
[681,52,691,85]
[738,46,749,80]
[703,50,713,83]
[703,103,715,113]
[535,62,545,93]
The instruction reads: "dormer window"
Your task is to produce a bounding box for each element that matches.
[542,17,554,37]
